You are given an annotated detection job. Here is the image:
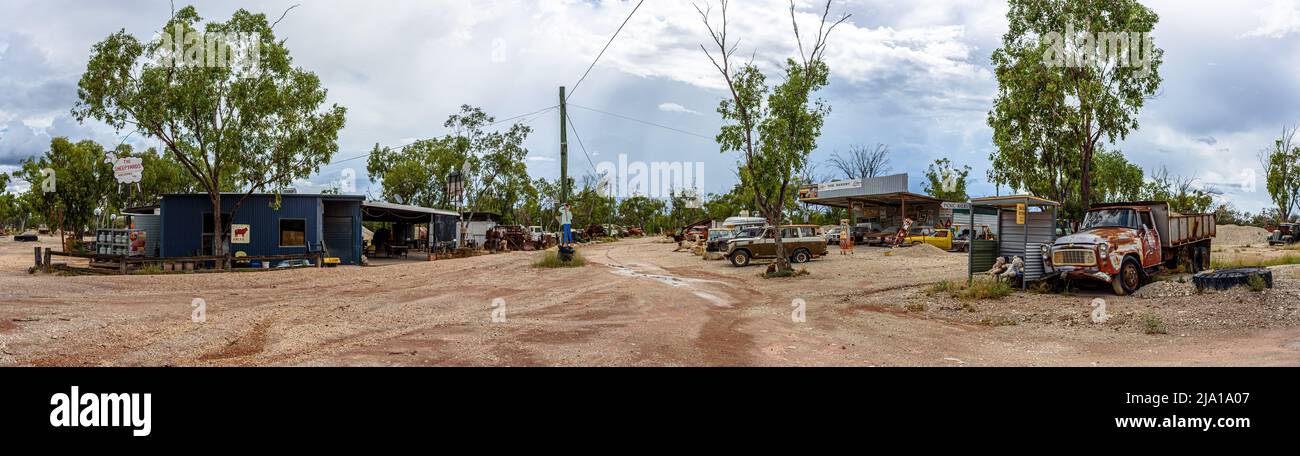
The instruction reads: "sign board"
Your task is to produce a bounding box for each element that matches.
[1015,204,1026,225]
[797,185,818,200]
[231,224,251,244]
[941,202,971,210]
[817,179,862,193]
[111,157,144,184]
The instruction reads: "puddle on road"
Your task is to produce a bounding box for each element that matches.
[607,264,733,308]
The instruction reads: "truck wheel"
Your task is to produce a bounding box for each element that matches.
[1198,246,1211,271]
[1112,257,1143,296]
[730,250,751,267]
[791,248,811,264]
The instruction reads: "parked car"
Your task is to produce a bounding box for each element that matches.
[1049,201,1216,295]
[858,225,900,246]
[903,227,953,250]
[725,225,827,267]
[1269,223,1298,246]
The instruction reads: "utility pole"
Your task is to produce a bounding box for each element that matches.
[559,86,569,205]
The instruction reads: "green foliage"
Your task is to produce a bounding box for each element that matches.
[1090,149,1144,203]
[74,5,347,255]
[16,138,116,237]
[1142,167,1213,213]
[922,158,971,201]
[1264,126,1300,221]
[988,0,1164,219]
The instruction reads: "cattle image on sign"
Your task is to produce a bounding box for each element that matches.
[231,224,251,244]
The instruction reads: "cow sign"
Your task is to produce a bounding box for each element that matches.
[231,224,251,244]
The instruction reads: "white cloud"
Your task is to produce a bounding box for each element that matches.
[1242,0,1300,38]
[657,102,700,115]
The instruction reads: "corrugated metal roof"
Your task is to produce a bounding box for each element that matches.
[362,201,458,217]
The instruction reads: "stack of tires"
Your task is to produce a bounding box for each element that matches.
[1192,268,1273,291]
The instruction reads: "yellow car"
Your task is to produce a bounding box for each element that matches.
[903,228,953,251]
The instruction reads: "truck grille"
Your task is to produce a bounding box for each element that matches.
[1053,249,1096,266]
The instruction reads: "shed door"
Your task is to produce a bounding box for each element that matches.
[323,216,355,265]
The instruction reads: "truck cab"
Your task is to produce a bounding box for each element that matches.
[1050,202,1214,295]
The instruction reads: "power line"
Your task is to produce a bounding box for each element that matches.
[564,111,600,175]
[569,103,714,141]
[568,0,645,100]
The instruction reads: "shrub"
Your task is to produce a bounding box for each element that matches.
[534,249,586,268]
[1142,314,1167,335]
[1246,275,1267,292]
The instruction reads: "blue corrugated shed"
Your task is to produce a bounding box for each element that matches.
[160,193,364,265]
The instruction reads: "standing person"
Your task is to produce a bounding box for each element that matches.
[559,203,573,245]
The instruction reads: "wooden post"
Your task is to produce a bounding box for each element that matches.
[43,248,52,273]
[120,256,128,275]
[34,246,42,269]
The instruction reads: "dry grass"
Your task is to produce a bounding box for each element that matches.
[1210,254,1300,270]
[533,249,586,268]
[927,279,1013,300]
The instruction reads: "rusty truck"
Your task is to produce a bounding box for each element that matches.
[1048,202,1215,295]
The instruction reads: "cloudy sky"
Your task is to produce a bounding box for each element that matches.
[2,0,1298,213]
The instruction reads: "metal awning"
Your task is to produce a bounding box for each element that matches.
[361,201,457,222]
[800,191,947,209]
[970,195,1060,208]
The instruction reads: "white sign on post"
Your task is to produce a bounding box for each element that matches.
[111,156,144,184]
[941,202,971,210]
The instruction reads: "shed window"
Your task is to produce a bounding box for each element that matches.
[280,219,306,247]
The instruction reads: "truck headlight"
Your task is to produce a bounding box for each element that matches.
[1097,242,1110,260]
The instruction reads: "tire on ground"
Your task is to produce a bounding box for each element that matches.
[1193,268,1273,291]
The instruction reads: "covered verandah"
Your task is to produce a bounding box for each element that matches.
[360,201,459,264]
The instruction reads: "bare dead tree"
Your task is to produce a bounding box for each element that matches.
[827,143,891,179]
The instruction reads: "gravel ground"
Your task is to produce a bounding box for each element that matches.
[2,234,1299,366]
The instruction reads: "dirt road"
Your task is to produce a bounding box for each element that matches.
[2,235,1299,366]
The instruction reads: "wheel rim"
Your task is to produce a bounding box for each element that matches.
[1123,263,1139,290]
[797,252,808,262]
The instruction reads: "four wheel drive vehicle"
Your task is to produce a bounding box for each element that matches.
[725,225,828,267]
[1049,201,1216,296]
[1269,223,1298,245]
[823,227,843,245]
[527,226,545,243]
[712,226,764,252]
[903,227,953,250]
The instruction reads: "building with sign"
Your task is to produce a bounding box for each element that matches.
[798,173,955,229]
[148,193,460,267]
